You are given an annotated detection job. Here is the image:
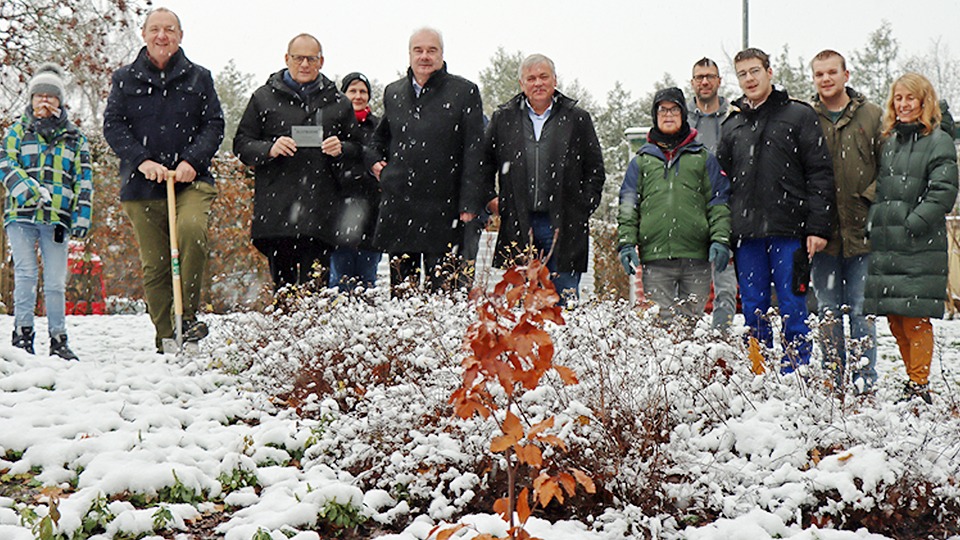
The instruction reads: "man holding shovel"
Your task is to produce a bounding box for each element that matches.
[104,7,224,352]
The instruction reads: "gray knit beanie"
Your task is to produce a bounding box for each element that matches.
[28,63,67,101]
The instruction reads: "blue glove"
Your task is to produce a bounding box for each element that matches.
[618,245,640,276]
[709,242,731,273]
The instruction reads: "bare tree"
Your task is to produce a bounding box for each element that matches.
[0,0,146,126]
[901,37,960,107]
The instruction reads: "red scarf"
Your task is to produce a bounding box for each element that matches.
[354,107,371,123]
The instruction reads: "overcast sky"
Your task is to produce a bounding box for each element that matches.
[153,0,958,102]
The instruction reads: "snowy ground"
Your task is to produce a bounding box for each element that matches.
[0,308,959,540]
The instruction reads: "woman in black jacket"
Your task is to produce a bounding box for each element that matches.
[329,72,382,291]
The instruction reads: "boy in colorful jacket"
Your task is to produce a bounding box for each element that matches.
[1,63,93,360]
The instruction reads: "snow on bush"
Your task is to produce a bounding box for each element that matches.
[214,287,960,537]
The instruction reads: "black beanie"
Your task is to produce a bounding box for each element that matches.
[341,72,371,94]
[651,87,688,122]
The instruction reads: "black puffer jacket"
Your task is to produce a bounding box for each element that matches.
[717,88,836,241]
[482,92,605,272]
[103,47,224,201]
[233,70,361,246]
[365,63,485,253]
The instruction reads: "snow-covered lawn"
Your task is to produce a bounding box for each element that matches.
[1,302,958,540]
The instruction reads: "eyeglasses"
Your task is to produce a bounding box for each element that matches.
[290,55,321,65]
[657,106,682,117]
[736,67,765,80]
[693,74,719,82]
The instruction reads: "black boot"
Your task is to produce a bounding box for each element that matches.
[50,334,79,361]
[900,380,933,404]
[183,319,209,343]
[12,327,35,354]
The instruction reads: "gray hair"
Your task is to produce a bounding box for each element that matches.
[409,27,444,50]
[142,7,182,31]
[518,54,556,80]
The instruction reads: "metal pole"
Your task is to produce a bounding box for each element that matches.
[742,0,749,49]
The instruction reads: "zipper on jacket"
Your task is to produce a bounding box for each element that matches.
[534,141,540,209]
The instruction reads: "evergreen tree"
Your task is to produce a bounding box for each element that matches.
[851,20,900,104]
[478,47,524,116]
[773,45,813,101]
[215,60,255,155]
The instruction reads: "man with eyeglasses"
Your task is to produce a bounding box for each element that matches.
[618,87,730,323]
[104,7,224,353]
[365,27,484,294]
[234,33,361,291]
[716,47,835,374]
[481,54,606,306]
[688,57,737,332]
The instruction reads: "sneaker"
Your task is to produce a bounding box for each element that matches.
[50,335,79,361]
[900,380,933,404]
[183,320,209,343]
[12,327,34,354]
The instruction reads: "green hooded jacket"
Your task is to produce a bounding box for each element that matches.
[617,135,730,262]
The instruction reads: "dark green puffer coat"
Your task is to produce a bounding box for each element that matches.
[863,123,959,318]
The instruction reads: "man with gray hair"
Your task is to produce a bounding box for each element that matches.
[104,7,223,352]
[480,53,605,304]
[366,27,484,294]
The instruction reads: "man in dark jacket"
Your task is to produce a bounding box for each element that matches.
[366,27,484,293]
[481,54,605,304]
[809,49,883,392]
[233,33,361,290]
[717,48,836,373]
[103,8,224,352]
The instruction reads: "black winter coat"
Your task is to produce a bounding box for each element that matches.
[337,110,380,250]
[482,92,605,272]
[233,71,361,247]
[717,88,836,241]
[864,124,959,318]
[365,64,485,253]
[103,47,224,201]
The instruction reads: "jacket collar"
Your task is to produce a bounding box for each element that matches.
[131,47,193,86]
[811,86,867,127]
[507,89,576,113]
[638,130,703,160]
[689,95,729,119]
[731,87,790,115]
[268,70,339,105]
[406,62,449,93]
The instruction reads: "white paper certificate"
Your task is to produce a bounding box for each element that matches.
[291,125,324,147]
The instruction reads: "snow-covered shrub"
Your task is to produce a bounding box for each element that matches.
[211,285,960,537]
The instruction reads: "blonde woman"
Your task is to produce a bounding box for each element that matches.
[863,73,959,403]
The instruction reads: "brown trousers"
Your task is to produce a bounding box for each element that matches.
[886,315,934,385]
